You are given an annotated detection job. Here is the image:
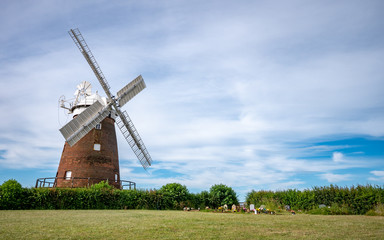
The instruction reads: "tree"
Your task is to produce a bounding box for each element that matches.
[209,184,238,208]
[0,179,24,210]
[159,183,190,209]
[199,190,210,208]
[190,190,210,209]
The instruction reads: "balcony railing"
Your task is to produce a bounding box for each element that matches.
[35,177,136,190]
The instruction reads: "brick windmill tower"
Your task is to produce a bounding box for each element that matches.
[55,28,152,189]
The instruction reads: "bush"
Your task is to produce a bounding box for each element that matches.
[191,190,210,209]
[159,183,190,209]
[308,203,351,215]
[365,203,384,216]
[0,179,25,210]
[90,181,114,191]
[209,184,238,209]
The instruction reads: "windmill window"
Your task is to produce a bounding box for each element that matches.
[94,144,101,151]
[95,123,102,130]
[65,171,72,180]
[115,174,118,182]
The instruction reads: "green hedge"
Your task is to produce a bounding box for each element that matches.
[246,184,384,215]
[0,180,238,210]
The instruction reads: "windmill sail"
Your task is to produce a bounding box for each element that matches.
[116,110,152,170]
[117,75,146,107]
[60,100,110,146]
[69,29,113,100]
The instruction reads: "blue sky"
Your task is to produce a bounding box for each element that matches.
[0,0,383,201]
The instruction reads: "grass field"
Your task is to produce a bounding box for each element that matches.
[0,210,383,239]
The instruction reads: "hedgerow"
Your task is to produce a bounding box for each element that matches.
[246,184,384,215]
[2,179,382,215]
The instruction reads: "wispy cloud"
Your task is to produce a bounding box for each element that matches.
[319,173,353,183]
[369,170,384,182]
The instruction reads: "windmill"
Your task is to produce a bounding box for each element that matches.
[55,28,152,189]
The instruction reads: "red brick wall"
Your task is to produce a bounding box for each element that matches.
[56,117,121,188]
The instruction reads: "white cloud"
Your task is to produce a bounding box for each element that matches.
[332,152,344,162]
[320,173,353,183]
[369,170,384,182]
[371,171,384,177]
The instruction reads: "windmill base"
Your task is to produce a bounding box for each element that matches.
[56,117,121,188]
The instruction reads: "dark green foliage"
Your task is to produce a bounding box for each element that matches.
[0,179,25,209]
[190,190,210,209]
[246,184,384,215]
[209,184,239,208]
[159,183,190,209]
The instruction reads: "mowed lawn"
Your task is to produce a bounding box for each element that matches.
[0,210,383,239]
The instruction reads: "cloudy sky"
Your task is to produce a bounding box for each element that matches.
[0,0,383,200]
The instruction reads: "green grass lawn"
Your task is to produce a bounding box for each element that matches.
[0,210,383,239]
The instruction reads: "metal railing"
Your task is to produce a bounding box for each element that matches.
[35,177,136,190]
